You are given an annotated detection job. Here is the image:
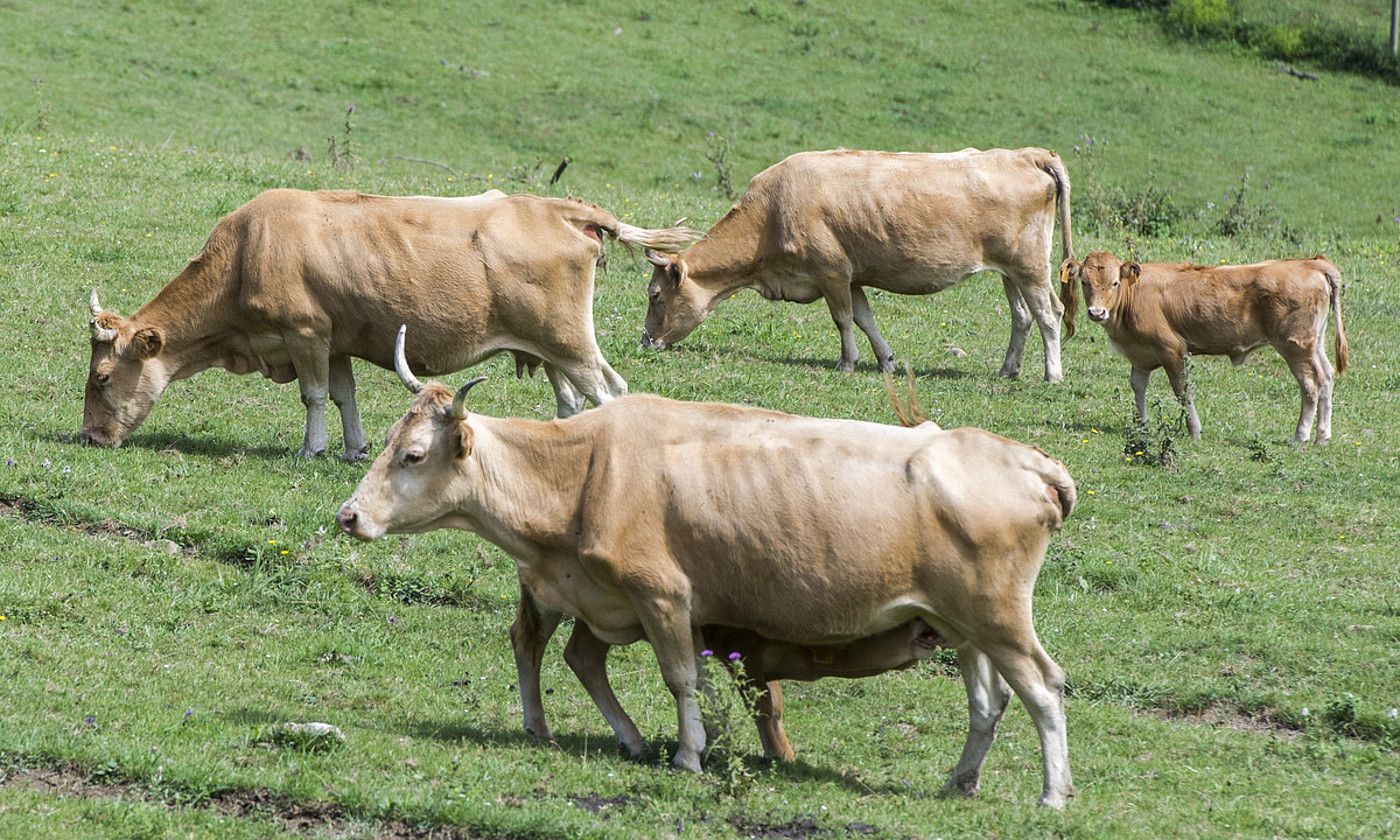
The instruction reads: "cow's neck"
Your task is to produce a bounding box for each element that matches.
[462,417,591,557]
[685,205,766,302]
[129,255,241,381]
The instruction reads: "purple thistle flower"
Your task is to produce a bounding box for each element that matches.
[83,715,96,726]
[727,651,742,662]
[183,708,194,720]
[699,649,714,658]
[387,615,398,626]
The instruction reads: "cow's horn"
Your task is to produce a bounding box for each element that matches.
[644,248,669,268]
[89,288,103,317]
[450,377,487,420]
[393,325,424,393]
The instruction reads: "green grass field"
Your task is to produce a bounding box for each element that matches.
[2,1,1398,837]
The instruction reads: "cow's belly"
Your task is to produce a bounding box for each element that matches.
[755,274,823,304]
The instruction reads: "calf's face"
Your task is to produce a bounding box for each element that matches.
[641,252,707,350]
[82,310,167,448]
[1061,252,1140,329]
[337,384,477,540]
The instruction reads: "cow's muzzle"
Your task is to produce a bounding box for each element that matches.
[336,502,382,541]
[1087,307,1108,323]
[79,429,119,448]
[640,331,667,351]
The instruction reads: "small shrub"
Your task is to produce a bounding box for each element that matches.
[1262,25,1306,62]
[1123,396,1186,468]
[1166,0,1233,38]
[704,132,737,202]
[697,652,764,799]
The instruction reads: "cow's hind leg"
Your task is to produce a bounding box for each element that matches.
[283,331,332,458]
[543,363,586,418]
[1314,345,1335,444]
[328,354,368,461]
[942,646,1013,797]
[997,276,1034,379]
[1012,272,1065,383]
[1162,356,1202,439]
[979,636,1073,809]
[1281,342,1324,445]
[512,586,564,744]
[851,286,896,373]
[562,622,647,758]
[751,680,796,762]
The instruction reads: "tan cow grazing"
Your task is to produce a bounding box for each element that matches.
[82,189,699,459]
[1060,251,1348,443]
[640,148,1075,381]
[337,338,1079,807]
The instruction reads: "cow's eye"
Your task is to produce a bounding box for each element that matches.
[648,288,661,302]
[96,372,111,385]
[403,450,425,465]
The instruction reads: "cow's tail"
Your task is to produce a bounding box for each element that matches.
[1043,152,1076,340]
[1043,152,1074,266]
[1034,450,1076,530]
[569,202,703,255]
[882,364,939,429]
[1322,261,1349,375]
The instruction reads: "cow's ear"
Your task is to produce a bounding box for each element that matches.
[131,327,164,359]
[1120,261,1142,284]
[452,420,475,460]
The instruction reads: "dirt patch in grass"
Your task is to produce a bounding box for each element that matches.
[568,791,634,814]
[0,761,474,838]
[728,813,824,839]
[0,494,198,557]
[1143,704,1302,740]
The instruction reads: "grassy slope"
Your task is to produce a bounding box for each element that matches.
[1,0,1398,837]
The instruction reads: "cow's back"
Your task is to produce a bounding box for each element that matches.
[741,149,1060,286]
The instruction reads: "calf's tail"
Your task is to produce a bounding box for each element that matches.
[1324,266,1348,375]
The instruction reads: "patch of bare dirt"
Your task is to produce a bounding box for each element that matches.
[1142,704,1302,740]
[0,494,197,557]
[729,813,823,839]
[0,762,475,838]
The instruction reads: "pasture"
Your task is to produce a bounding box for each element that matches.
[1,0,1397,837]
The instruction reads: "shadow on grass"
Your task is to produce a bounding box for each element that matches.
[762,355,972,380]
[119,431,303,461]
[400,718,916,796]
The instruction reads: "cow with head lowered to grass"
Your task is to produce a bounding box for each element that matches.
[1060,251,1348,443]
[640,147,1075,381]
[337,331,1079,808]
[82,188,699,458]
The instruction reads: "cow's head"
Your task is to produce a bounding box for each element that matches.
[640,249,707,351]
[338,327,484,541]
[81,289,170,447]
[1059,252,1140,335]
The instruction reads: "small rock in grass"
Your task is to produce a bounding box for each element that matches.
[260,722,345,752]
[946,346,967,358]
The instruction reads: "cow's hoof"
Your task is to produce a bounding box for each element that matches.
[1044,372,1064,384]
[297,447,325,459]
[939,777,979,798]
[618,739,649,761]
[836,360,857,373]
[342,446,370,462]
[671,750,702,773]
[997,366,1021,379]
[877,359,897,374]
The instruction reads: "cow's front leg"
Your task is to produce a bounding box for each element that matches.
[824,285,860,372]
[751,680,796,762]
[1129,367,1152,428]
[637,595,705,771]
[562,621,647,759]
[851,286,896,373]
[328,354,368,461]
[1016,274,1065,383]
[1162,357,1202,439]
[511,586,564,744]
[284,331,331,458]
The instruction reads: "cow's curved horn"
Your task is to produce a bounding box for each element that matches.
[644,248,670,268]
[450,377,487,420]
[393,325,424,394]
[89,288,103,317]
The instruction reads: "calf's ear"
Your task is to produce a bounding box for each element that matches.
[131,327,164,359]
[1120,261,1142,284]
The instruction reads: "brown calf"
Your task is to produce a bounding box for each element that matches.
[1061,251,1348,443]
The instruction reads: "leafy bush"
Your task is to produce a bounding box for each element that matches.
[1166,0,1233,37]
